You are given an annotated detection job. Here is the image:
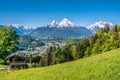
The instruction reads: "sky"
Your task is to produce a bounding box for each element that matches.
[0,0,120,28]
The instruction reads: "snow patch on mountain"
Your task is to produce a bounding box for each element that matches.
[58,18,75,27]
[47,18,76,28]
[88,21,114,33]
[0,24,32,35]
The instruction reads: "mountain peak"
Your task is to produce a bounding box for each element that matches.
[61,18,70,22]
[94,21,113,27]
[49,20,58,27]
[47,18,76,28]
[7,24,32,30]
[88,21,114,33]
[58,18,75,27]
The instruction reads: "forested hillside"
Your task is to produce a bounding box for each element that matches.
[39,25,120,66]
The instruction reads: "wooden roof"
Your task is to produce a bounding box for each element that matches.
[6,52,27,59]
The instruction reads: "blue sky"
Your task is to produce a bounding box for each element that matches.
[0,0,120,28]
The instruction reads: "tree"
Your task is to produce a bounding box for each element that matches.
[112,25,118,32]
[39,54,48,67]
[0,28,19,59]
[40,45,57,66]
[47,46,56,65]
[103,24,110,33]
[52,46,62,64]
[71,45,79,60]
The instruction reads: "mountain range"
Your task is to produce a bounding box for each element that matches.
[0,18,115,39]
[0,24,32,35]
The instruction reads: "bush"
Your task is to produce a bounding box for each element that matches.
[0,59,8,65]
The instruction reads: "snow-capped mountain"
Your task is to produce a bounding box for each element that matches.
[47,18,76,28]
[0,20,115,38]
[0,24,32,35]
[58,18,75,27]
[88,21,114,33]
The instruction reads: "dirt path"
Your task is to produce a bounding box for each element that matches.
[0,68,8,71]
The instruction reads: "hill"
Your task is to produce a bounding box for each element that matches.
[1,48,120,80]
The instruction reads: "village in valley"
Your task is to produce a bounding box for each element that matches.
[0,38,65,71]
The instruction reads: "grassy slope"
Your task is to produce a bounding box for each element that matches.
[1,48,120,80]
[0,65,8,68]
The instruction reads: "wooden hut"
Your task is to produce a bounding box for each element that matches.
[6,52,27,71]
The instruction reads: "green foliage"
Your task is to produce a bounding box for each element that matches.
[40,54,49,66]
[89,25,120,54]
[1,48,120,80]
[0,28,19,59]
[0,59,8,65]
[71,45,79,60]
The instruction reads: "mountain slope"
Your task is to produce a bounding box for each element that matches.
[2,48,120,80]
[30,27,93,39]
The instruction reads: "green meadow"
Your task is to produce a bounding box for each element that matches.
[0,48,120,80]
